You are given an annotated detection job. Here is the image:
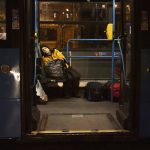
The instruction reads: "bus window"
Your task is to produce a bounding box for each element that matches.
[0,0,6,40]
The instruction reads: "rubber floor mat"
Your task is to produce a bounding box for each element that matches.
[38,113,121,132]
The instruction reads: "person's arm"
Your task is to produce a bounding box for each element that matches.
[53,49,65,60]
[53,49,70,68]
[42,56,52,66]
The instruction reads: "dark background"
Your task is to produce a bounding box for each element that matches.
[0,140,150,149]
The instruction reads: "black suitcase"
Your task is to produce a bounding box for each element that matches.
[84,82,103,101]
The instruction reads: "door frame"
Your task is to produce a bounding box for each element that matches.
[21,0,142,140]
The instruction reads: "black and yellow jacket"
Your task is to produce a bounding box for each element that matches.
[42,49,69,68]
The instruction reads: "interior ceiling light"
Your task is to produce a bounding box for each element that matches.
[102,4,106,9]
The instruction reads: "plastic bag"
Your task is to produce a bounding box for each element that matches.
[36,80,48,102]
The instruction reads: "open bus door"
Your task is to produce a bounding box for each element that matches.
[27,0,150,140]
[29,0,133,138]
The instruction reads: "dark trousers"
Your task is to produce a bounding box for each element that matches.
[63,67,80,97]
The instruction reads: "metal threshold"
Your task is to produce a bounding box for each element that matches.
[31,113,130,135]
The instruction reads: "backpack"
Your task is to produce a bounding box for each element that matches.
[84,82,103,101]
[44,59,66,79]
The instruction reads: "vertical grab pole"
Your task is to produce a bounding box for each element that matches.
[34,0,38,86]
[111,0,116,102]
[66,40,69,63]
[117,38,126,83]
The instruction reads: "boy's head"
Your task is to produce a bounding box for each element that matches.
[41,46,51,56]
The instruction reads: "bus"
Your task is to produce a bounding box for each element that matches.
[0,0,150,141]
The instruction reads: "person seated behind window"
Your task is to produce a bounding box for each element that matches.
[41,45,80,99]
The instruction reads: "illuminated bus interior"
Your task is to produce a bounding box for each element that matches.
[33,1,132,134]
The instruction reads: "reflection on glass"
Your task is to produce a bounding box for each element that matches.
[39,1,124,80]
[0,1,6,21]
[39,23,109,49]
[0,0,6,40]
[40,2,75,21]
[118,2,132,123]
[39,2,111,22]
[0,23,6,40]
[40,28,57,41]
[39,2,123,48]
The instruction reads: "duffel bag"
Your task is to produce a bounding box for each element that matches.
[102,81,120,101]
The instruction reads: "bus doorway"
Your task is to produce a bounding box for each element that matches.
[31,0,133,136]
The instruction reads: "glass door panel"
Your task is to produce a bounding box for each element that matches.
[0,0,6,40]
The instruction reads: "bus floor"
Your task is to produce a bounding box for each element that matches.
[36,95,123,133]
